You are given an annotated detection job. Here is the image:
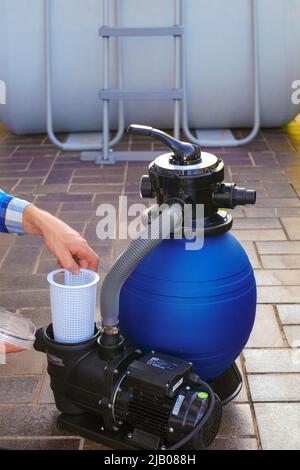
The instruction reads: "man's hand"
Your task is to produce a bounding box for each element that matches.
[23,205,99,274]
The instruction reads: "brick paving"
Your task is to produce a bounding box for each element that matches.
[0,118,300,450]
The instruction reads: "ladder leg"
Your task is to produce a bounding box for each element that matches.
[101,100,110,162]
[112,0,126,154]
[182,0,260,148]
[173,101,180,141]
[97,0,111,163]
[173,0,182,140]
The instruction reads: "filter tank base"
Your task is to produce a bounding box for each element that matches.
[209,362,243,405]
[56,362,242,449]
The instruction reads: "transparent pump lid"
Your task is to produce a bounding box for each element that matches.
[0,307,36,350]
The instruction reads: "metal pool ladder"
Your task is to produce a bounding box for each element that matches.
[45,0,260,164]
[96,0,184,164]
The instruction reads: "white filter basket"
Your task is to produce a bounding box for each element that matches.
[47,269,100,343]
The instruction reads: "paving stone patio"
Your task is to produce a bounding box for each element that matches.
[0,118,300,450]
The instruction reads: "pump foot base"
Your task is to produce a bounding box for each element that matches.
[57,413,136,450]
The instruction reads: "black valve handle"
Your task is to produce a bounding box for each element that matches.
[127,124,202,165]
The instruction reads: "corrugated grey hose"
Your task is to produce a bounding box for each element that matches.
[100,205,183,328]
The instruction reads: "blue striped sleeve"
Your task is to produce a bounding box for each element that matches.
[0,190,31,235]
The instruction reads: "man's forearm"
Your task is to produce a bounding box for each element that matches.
[22,205,50,236]
[0,190,31,235]
[0,190,99,274]
[0,190,53,237]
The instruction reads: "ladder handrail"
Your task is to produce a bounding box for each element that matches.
[100,0,183,161]
[44,0,124,152]
[181,0,260,147]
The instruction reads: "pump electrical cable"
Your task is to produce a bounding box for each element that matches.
[166,379,217,451]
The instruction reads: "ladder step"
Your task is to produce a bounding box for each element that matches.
[99,26,183,38]
[100,89,183,101]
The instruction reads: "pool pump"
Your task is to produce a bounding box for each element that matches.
[35,126,257,450]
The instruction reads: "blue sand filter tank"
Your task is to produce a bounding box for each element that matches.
[120,235,256,382]
[117,126,257,382]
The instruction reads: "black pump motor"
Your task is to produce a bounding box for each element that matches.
[35,325,222,450]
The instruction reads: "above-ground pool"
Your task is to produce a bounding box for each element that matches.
[0,0,300,134]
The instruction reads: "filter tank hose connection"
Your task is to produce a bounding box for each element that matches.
[212,183,256,209]
[100,204,183,334]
